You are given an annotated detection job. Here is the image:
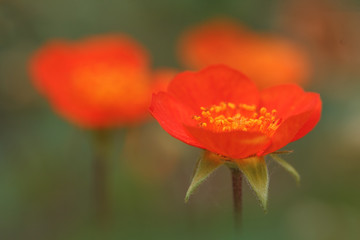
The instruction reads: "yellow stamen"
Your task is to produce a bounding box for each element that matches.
[192,102,280,136]
[260,107,267,115]
[228,102,236,109]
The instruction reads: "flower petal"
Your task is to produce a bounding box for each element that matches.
[29,41,74,97]
[178,18,251,70]
[149,92,203,148]
[150,68,177,94]
[72,34,149,70]
[260,84,318,120]
[168,65,260,111]
[262,110,314,155]
[291,95,322,141]
[184,125,270,159]
[259,84,322,154]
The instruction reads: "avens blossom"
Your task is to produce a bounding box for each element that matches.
[150,65,321,208]
[178,19,310,88]
[29,34,164,128]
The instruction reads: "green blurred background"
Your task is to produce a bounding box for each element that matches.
[1,0,360,239]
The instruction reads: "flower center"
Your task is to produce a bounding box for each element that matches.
[72,63,149,106]
[193,102,281,136]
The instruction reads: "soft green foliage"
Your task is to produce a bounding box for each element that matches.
[236,157,269,211]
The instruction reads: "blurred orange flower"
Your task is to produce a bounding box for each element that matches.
[29,35,171,128]
[151,68,177,93]
[178,19,310,88]
[278,0,360,71]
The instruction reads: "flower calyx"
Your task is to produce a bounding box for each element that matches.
[185,150,300,211]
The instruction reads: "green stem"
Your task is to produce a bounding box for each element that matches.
[230,166,243,230]
[92,129,112,225]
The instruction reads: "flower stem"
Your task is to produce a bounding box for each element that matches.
[92,129,112,226]
[230,166,243,230]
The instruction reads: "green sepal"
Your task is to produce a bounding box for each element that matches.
[271,150,293,155]
[185,151,224,202]
[235,156,269,211]
[270,154,300,185]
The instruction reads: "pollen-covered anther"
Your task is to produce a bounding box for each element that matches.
[227,102,236,109]
[201,111,211,118]
[193,102,281,136]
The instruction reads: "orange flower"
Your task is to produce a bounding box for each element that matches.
[150,65,321,159]
[178,19,310,88]
[150,64,321,209]
[29,34,169,128]
[150,68,178,93]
